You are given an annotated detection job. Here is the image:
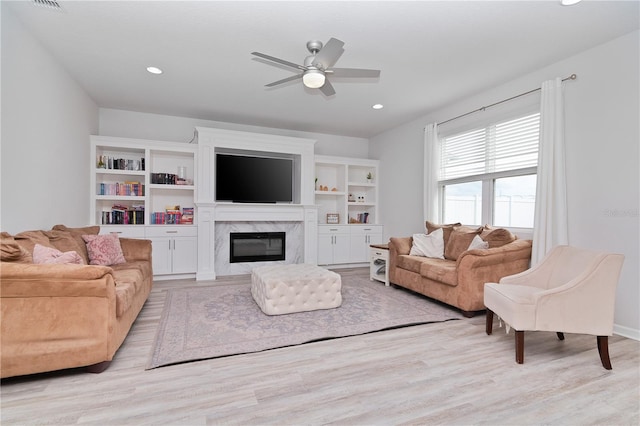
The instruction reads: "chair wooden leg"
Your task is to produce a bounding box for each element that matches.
[486,309,494,335]
[556,332,565,340]
[515,331,524,364]
[597,336,612,370]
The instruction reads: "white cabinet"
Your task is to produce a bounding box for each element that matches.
[349,225,384,263]
[146,226,198,276]
[318,226,350,265]
[315,155,382,266]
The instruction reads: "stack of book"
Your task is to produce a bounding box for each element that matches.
[103,204,144,225]
[98,182,144,196]
[181,207,194,224]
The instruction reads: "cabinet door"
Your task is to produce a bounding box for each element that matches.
[149,237,172,275]
[317,234,335,265]
[349,226,383,263]
[171,236,198,274]
[332,234,351,264]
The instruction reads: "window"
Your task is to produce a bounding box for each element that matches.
[439,112,540,228]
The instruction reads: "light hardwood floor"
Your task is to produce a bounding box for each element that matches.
[2,268,639,425]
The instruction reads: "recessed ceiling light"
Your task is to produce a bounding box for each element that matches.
[560,0,582,5]
[372,104,384,110]
[146,66,163,75]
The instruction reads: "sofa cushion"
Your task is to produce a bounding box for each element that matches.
[82,234,126,266]
[114,281,136,318]
[111,266,145,293]
[409,228,444,259]
[419,258,458,287]
[51,225,100,264]
[397,255,427,274]
[425,221,461,248]
[44,230,91,265]
[445,226,483,261]
[481,227,517,248]
[1,235,31,263]
[32,244,84,265]
[469,234,489,250]
[12,230,55,255]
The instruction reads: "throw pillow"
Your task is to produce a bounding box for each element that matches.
[480,227,517,248]
[33,244,84,265]
[425,221,461,248]
[444,226,483,260]
[409,227,444,259]
[82,234,126,266]
[468,234,489,250]
[1,235,31,263]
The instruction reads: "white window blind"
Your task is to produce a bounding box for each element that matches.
[439,113,540,181]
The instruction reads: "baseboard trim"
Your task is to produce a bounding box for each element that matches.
[614,323,640,341]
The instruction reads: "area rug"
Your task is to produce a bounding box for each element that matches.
[146,275,462,369]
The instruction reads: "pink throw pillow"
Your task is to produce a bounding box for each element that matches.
[82,234,126,266]
[33,243,84,265]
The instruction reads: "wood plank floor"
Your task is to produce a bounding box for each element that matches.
[2,268,639,425]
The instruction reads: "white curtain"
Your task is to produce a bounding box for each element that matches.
[532,78,568,264]
[423,123,440,223]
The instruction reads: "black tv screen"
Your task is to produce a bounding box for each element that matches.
[216,153,293,203]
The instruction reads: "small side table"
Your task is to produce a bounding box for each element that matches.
[369,243,389,286]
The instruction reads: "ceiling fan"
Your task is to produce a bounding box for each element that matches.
[251,38,381,96]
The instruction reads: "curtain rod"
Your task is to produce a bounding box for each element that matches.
[437,74,577,127]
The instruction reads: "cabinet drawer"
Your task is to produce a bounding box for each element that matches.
[349,225,383,237]
[318,225,350,235]
[145,225,198,238]
[100,225,146,238]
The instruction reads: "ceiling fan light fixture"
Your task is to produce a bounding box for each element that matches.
[303,69,326,89]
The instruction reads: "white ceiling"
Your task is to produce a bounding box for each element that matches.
[6,0,639,138]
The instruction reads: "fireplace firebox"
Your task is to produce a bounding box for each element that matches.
[229,232,286,263]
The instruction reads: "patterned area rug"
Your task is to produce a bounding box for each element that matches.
[146,275,462,369]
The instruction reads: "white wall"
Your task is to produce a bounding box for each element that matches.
[1,6,99,234]
[370,30,640,337]
[98,109,369,159]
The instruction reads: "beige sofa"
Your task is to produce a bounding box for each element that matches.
[389,222,532,317]
[0,225,152,378]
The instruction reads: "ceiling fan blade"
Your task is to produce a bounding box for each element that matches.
[313,38,345,69]
[319,79,336,96]
[328,68,381,78]
[265,74,303,87]
[251,52,306,71]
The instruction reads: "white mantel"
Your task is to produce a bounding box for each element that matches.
[194,127,318,280]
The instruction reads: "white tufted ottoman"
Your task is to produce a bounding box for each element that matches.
[251,264,342,315]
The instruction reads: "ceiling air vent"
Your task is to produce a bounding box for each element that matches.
[33,0,64,12]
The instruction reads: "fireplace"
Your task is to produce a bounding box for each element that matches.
[230,232,286,263]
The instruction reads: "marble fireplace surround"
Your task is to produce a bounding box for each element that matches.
[195,127,318,280]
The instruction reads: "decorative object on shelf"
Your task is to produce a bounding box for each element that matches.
[177,166,187,181]
[97,155,144,171]
[366,172,372,183]
[331,187,338,191]
[348,193,355,202]
[326,213,340,224]
[315,177,318,190]
[349,212,369,224]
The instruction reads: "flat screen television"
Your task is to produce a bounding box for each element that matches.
[215,153,294,203]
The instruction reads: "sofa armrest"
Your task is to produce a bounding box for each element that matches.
[389,237,412,256]
[456,239,532,288]
[119,238,152,262]
[0,262,115,298]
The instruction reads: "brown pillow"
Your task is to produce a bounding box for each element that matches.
[425,221,461,248]
[0,235,31,262]
[480,227,517,248]
[50,225,100,264]
[45,230,91,265]
[12,230,55,255]
[445,226,483,260]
